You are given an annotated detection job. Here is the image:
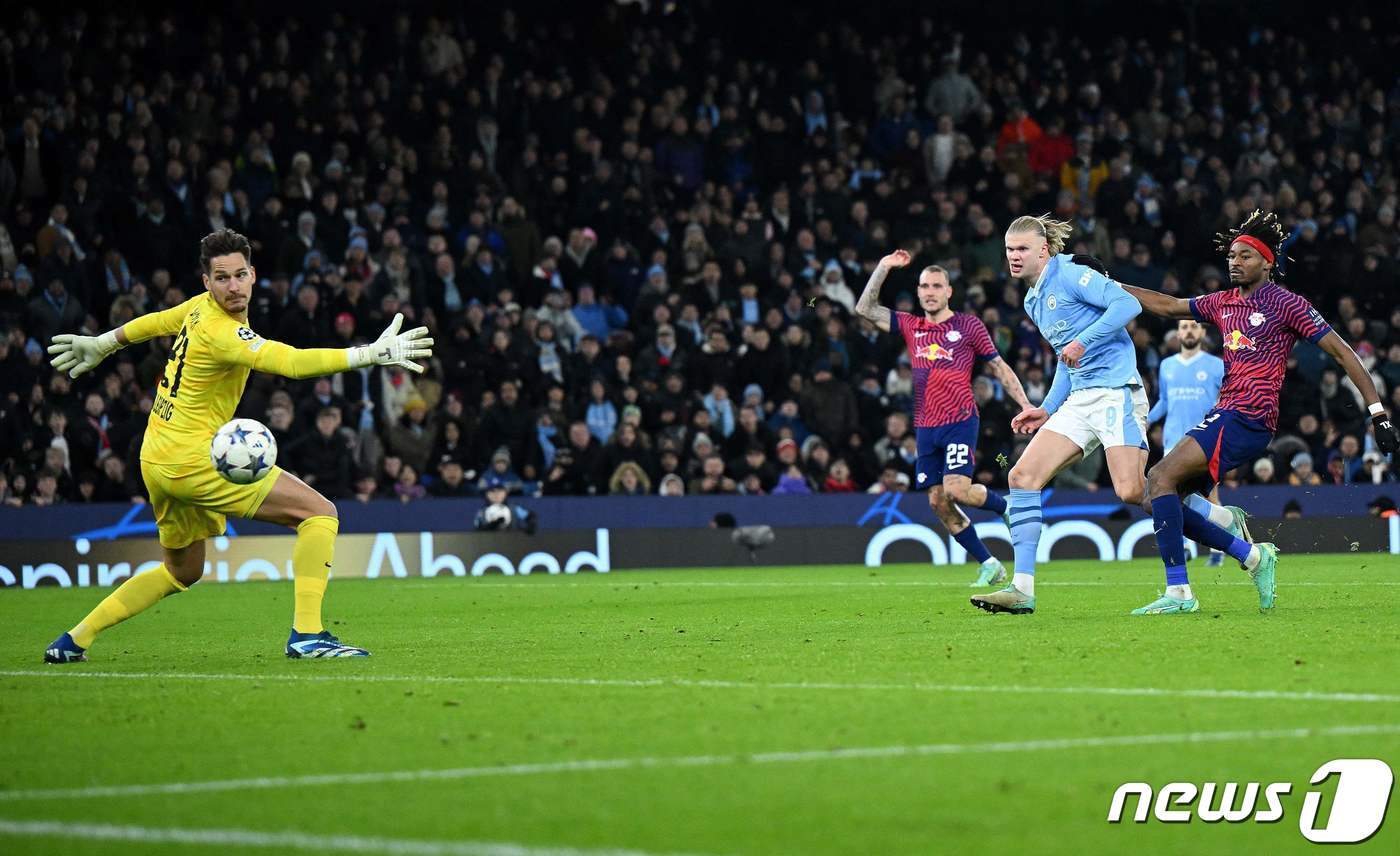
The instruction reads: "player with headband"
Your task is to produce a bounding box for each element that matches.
[1121,210,1399,614]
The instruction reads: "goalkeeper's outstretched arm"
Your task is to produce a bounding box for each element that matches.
[229,312,434,380]
[51,303,433,381]
[48,296,202,378]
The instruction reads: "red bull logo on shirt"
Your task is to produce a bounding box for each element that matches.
[923,342,955,361]
[1223,330,1258,351]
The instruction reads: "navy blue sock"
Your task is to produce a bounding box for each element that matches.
[1151,495,1189,586]
[953,526,993,563]
[1182,507,1252,563]
[980,490,1007,515]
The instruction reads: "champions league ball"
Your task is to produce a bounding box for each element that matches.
[210,418,278,485]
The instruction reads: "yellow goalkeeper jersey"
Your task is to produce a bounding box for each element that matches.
[129,292,350,470]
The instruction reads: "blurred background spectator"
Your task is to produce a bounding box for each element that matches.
[2,1,1398,506]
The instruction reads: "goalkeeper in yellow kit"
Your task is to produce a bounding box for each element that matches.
[43,229,432,662]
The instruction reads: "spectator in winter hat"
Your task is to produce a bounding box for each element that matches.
[1289,452,1322,487]
[658,473,686,496]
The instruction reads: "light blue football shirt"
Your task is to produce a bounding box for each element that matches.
[1149,350,1224,448]
[1023,254,1143,413]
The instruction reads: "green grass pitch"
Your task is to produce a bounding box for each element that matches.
[2,555,1397,855]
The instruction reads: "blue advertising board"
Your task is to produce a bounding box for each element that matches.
[0,484,1391,541]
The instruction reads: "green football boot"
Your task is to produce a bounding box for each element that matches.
[1131,594,1201,615]
[970,585,1035,615]
[1249,542,1278,612]
[1224,505,1253,542]
[970,557,1008,587]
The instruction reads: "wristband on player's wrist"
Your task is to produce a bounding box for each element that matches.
[1369,402,1386,417]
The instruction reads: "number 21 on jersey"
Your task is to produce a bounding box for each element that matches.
[160,324,191,398]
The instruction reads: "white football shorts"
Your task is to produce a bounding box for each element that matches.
[1043,385,1149,454]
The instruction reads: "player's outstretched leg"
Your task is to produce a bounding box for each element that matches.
[969,486,1038,613]
[1141,435,1263,614]
[1195,487,1231,566]
[1225,505,1253,543]
[1141,444,1201,615]
[968,430,1077,614]
[970,481,1012,529]
[1181,507,1274,610]
[44,544,201,663]
[1135,504,1201,615]
[1184,492,1251,545]
[1164,414,1276,610]
[1137,494,1201,614]
[256,472,369,658]
[1185,492,1254,547]
[934,478,1006,587]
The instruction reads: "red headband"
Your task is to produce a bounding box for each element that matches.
[1231,235,1275,264]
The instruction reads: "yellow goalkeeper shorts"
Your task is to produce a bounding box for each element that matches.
[140,459,283,549]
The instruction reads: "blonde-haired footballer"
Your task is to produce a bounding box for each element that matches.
[43,229,432,661]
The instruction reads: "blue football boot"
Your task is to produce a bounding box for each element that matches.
[286,629,370,658]
[44,632,87,664]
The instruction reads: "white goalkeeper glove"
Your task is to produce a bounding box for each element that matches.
[348,312,434,374]
[48,330,121,378]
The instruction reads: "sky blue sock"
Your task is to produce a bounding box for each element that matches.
[953,527,992,563]
[1181,507,1252,563]
[1007,488,1042,575]
[1151,495,1189,586]
[1183,493,1215,518]
[980,490,1007,515]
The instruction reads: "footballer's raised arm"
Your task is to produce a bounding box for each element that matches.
[855,250,910,333]
[244,338,353,380]
[47,295,203,378]
[204,318,348,379]
[218,312,434,380]
[119,295,205,345]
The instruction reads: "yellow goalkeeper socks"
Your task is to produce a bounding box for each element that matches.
[292,515,338,634]
[70,565,187,649]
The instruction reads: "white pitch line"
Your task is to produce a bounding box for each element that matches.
[0,818,708,856]
[3,724,1397,803]
[3,668,1398,705]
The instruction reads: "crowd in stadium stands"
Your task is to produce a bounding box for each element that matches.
[1,4,1398,510]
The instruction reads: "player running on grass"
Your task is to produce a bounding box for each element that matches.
[1121,210,1400,614]
[970,215,1249,616]
[1148,318,1228,566]
[42,229,433,662]
[855,250,1034,587]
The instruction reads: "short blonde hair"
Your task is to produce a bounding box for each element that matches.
[1006,214,1074,255]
